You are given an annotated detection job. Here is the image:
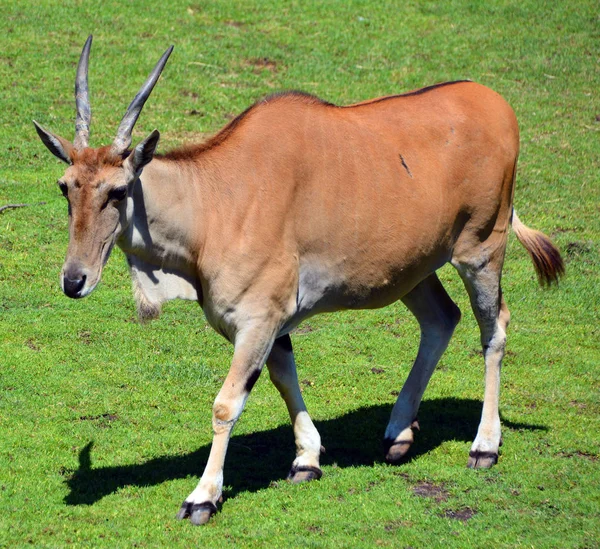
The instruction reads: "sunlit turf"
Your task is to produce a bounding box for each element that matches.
[0,0,599,547]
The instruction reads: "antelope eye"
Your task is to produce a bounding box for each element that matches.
[108,186,128,201]
[57,181,68,198]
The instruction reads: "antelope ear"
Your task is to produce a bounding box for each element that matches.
[33,121,74,164]
[126,129,160,175]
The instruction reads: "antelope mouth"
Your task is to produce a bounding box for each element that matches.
[61,236,116,299]
[61,268,101,299]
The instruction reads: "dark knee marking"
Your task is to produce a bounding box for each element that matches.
[275,334,293,353]
[244,368,261,392]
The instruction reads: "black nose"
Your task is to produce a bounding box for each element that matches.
[63,274,86,298]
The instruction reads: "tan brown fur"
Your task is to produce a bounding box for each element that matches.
[156,92,331,162]
[156,104,256,161]
[36,44,565,524]
[156,85,473,163]
[70,145,125,172]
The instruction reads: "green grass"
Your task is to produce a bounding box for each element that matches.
[1,0,599,547]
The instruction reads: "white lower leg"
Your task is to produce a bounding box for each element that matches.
[291,410,321,468]
[267,338,322,471]
[471,328,505,455]
[184,363,256,507]
[184,414,236,506]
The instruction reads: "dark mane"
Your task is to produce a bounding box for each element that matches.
[397,79,471,98]
[154,103,255,162]
[154,83,469,161]
[155,91,333,162]
[342,80,472,108]
[261,90,335,107]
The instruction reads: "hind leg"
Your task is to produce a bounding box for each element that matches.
[385,273,461,462]
[454,256,511,468]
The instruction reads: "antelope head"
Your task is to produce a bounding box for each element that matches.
[34,36,172,298]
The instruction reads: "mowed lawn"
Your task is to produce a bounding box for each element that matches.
[0,1,598,547]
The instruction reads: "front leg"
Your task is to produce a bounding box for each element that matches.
[267,335,323,483]
[176,323,278,525]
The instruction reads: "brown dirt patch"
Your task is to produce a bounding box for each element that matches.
[25,338,41,351]
[78,330,92,345]
[224,20,245,28]
[557,450,598,462]
[384,519,413,531]
[443,507,476,522]
[566,241,592,257]
[245,57,278,73]
[412,481,449,502]
[79,413,119,428]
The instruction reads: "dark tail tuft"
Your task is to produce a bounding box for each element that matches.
[512,211,565,286]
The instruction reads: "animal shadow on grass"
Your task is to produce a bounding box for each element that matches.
[64,397,546,507]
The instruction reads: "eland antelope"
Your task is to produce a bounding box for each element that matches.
[34,37,564,525]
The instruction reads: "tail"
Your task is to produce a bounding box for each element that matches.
[511,209,565,286]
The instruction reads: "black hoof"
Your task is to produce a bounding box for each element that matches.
[384,439,412,463]
[176,501,191,520]
[383,419,419,463]
[287,465,323,484]
[176,501,218,525]
[467,450,499,469]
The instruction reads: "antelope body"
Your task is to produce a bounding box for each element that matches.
[35,38,564,525]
